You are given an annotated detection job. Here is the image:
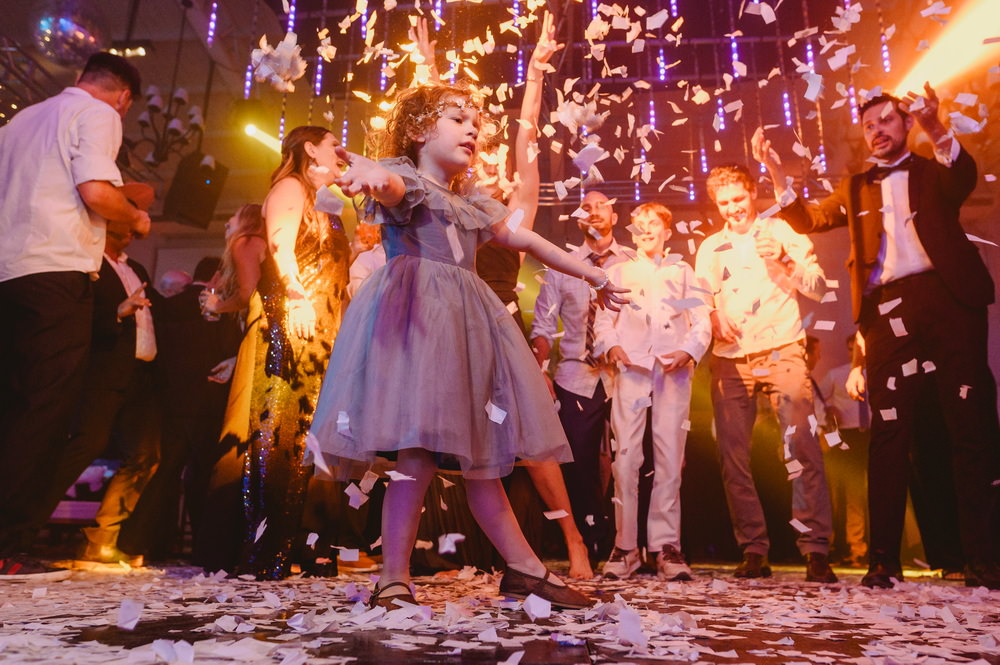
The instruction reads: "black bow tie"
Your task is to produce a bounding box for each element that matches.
[866,156,912,183]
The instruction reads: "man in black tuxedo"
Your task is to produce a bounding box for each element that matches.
[118,257,241,561]
[753,83,1000,589]
[37,226,162,567]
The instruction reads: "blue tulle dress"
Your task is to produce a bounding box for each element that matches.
[309,158,571,479]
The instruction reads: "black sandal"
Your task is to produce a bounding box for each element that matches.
[369,581,418,609]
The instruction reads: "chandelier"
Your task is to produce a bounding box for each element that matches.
[133,85,204,167]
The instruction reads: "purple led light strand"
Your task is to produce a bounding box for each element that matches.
[285,0,296,34]
[207,1,218,47]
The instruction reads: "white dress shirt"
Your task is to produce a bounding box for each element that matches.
[0,87,124,282]
[869,139,961,286]
[593,253,712,369]
[348,244,387,297]
[695,215,826,358]
[530,240,628,398]
[106,252,157,362]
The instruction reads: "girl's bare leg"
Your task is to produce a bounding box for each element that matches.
[465,476,567,587]
[378,448,436,596]
[524,462,594,579]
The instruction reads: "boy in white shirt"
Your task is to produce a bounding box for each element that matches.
[594,202,711,580]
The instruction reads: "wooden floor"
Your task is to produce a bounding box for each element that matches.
[0,562,997,665]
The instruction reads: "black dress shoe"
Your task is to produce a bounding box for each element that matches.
[964,562,1000,590]
[861,560,902,589]
[499,567,592,609]
[733,552,771,578]
[804,552,838,583]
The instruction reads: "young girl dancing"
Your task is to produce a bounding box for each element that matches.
[309,82,628,609]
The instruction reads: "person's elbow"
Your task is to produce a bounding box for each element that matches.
[77,180,113,211]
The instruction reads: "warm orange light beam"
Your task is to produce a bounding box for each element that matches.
[894,0,1000,95]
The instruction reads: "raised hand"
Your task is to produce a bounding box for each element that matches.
[333,147,397,198]
[900,81,947,143]
[529,11,564,69]
[409,16,440,83]
[117,283,151,319]
[751,127,784,179]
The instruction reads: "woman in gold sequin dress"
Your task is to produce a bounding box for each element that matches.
[237,126,350,580]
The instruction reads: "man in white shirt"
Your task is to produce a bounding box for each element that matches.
[757,83,1000,590]
[593,202,711,580]
[695,163,837,584]
[530,190,628,564]
[0,52,149,579]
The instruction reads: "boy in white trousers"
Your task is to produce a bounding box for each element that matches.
[594,202,712,580]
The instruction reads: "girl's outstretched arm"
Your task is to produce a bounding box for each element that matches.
[334,148,406,208]
[492,221,629,310]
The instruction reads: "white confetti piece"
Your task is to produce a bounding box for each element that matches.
[890,318,908,336]
[902,358,918,376]
[254,518,267,542]
[880,407,898,421]
[386,470,416,481]
[485,400,508,424]
[959,384,971,399]
[522,593,551,621]
[878,297,902,314]
[306,532,319,548]
[789,518,811,533]
[116,599,143,631]
[543,509,569,520]
[922,360,936,373]
[438,533,466,554]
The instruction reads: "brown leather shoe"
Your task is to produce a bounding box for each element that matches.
[499,567,592,609]
[804,552,838,583]
[733,552,771,578]
[369,581,417,609]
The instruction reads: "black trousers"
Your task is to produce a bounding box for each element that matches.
[860,271,1000,566]
[555,380,612,558]
[0,271,93,555]
[32,361,161,549]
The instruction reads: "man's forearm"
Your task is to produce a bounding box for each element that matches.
[78,181,143,229]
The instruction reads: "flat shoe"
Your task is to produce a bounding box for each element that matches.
[499,567,592,610]
[369,581,417,609]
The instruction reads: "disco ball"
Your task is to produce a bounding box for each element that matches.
[32,1,106,68]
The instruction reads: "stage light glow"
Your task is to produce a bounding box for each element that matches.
[207,1,218,47]
[894,0,1000,94]
[245,124,281,153]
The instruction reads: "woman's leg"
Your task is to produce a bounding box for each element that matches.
[379,448,436,594]
[465,476,566,587]
[524,462,593,578]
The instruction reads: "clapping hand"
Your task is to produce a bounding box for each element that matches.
[751,127,785,182]
[334,148,397,198]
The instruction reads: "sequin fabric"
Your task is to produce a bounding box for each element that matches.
[239,212,349,580]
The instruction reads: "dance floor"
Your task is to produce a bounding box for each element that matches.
[1,563,997,664]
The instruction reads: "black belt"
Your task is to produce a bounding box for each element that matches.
[869,270,937,302]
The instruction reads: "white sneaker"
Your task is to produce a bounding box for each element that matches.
[602,547,642,579]
[657,545,693,581]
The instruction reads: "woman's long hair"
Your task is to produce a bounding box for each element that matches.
[270,125,335,235]
[220,203,264,298]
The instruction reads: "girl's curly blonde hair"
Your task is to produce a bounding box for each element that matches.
[367,81,496,189]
